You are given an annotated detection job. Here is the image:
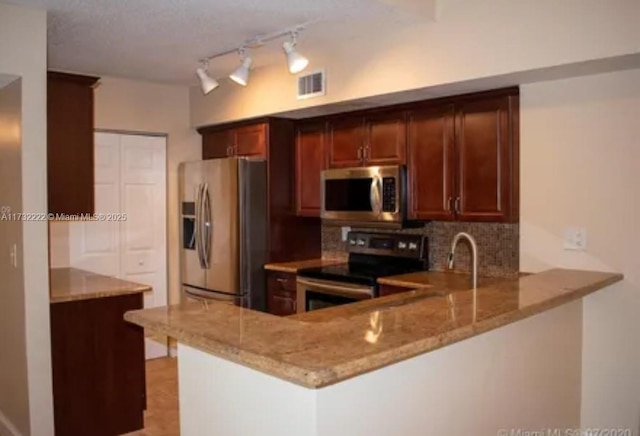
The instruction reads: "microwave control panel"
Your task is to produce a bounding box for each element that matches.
[382,177,397,212]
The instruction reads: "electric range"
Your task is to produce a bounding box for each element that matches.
[296,231,428,313]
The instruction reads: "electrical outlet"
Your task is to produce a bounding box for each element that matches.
[563,227,587,251]
[341,226,351,242]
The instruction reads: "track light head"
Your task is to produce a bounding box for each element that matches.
[283,33,309,74]
[229,50,253,86]
[195,61,219,95]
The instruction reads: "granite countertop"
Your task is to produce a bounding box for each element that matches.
[264,258,345,274]
[50,267,151,303]
[376,270,505,289]
[124,268,622,389]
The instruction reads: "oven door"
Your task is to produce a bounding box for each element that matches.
[296,277,374,314]
[321,165,405,226]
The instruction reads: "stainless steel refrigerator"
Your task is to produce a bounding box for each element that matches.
[179,158,267,310]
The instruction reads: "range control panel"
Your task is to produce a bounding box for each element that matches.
[347,231,427,260]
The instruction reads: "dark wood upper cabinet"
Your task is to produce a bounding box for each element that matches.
[407,104,456,221]
[47,71,99,215]
[327,113,406,168]
[327,117,365,168]
[455,95,519,222]
[365,112,407,166]
[201,123,266,159]
[295,122,326,217]
[202,129,231,159]
[406,90,519,223]
[234,123,266,157]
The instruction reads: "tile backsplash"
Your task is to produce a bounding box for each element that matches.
[322,222,519,278]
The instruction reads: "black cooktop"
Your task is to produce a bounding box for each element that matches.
[297,260,426,286]
[297,231,429,287]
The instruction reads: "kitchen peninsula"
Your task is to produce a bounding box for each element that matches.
[125,268,622,436]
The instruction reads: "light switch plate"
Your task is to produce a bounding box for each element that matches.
[9,243,18,268]
[564,227,587,251]
[341,226,351,242]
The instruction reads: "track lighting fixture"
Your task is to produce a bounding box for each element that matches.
[195,60,219,95]
[196,24,309,94]
[283,32,309,74]
[229,48,253,86]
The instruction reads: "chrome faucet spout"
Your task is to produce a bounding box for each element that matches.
[447,232,478,289]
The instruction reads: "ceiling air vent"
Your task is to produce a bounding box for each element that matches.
[297,69,325,100]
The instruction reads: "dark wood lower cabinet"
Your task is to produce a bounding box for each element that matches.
[50,293,145,436]
[379,284,415,297]
[267,272,297,316]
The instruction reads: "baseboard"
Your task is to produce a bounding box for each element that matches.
[0,409,22,436]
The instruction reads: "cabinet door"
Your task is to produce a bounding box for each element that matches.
[295,123,326,216]
[202,129,232,159]
[407,104,456,221]
[51,293,145,435]
[454,95,518,222]
[327,117,365,168]
[267,272,297,316]
[234,123,266,157]
[47,72,99,215]
[364,112,407,165]
[379,284,414,297]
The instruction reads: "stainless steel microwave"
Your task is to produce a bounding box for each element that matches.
[321,165,407,227]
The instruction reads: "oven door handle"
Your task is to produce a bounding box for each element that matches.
[296,278,374,297]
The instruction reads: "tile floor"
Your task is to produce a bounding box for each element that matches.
[124,357,180,436]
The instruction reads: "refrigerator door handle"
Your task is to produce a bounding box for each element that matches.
[194,183,204,269]
[202,183,212,269]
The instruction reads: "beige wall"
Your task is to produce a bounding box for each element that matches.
[190,0,640,126]
[520,69,640,432]
[0,3,52,436]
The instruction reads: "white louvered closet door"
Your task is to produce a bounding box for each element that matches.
[70,131,168,360]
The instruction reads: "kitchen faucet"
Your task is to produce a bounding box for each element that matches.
[447,232,478,289]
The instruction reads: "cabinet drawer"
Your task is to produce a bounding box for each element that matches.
[267,272,297,292]
[267,272,297,316]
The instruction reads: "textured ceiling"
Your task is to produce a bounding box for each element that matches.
[5,0,430,85]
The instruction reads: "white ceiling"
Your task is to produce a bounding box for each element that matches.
[5,0,433,85]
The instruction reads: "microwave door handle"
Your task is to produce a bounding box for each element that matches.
[370,175,382,214]
[202,183,212,269]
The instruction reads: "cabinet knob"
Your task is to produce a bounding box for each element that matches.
[446,197,453,212]
[357,147,363,161]
[454,197,461,214]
